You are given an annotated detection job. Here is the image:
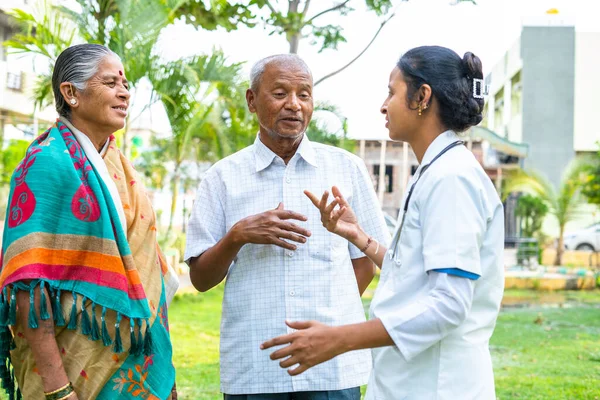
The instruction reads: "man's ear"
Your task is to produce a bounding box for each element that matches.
[246,89,257,113]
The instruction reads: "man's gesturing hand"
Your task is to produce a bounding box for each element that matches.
[231,203,311,250]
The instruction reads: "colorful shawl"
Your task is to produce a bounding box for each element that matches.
[0,121,176,399]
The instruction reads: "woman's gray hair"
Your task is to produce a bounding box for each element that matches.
[250,54,312,92]
[52,44,119,119]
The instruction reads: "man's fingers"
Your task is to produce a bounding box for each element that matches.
[280,222,311,237]
[276,209,308,222]
[261,334,293,350]
[304,190,320,208]
[288,363,309,376]
[276,230,307,244]
[279,355,300,369]
[271,238,297,251]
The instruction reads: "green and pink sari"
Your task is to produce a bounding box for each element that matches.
[0,121,176,399]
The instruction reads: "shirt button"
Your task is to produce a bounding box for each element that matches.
[285,177,291,183]
[287,251,294,257]
[290,290,295,296]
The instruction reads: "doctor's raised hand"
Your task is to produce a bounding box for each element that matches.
[304,186,387,268]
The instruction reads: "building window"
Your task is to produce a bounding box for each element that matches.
[6,72,23,91]
[373,165,393,193]
[511,71,522,117]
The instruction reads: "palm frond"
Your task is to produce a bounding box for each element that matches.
[504,158,589,229]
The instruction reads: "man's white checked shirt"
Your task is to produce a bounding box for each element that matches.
[185,134,390,395]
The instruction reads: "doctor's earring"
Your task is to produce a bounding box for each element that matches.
[70,98,77,105]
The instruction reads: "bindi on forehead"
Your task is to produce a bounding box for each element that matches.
[118,70,123,76]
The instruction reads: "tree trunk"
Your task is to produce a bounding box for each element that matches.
[287,0,302,54]
[288,34,300,54]
[554,225,565,266]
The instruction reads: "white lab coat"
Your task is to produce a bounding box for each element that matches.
[365,131,505,400]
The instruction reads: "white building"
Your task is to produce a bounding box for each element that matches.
[484,12,600,188]
[1,0,56,144]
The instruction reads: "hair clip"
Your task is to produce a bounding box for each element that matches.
[473,78,489,99]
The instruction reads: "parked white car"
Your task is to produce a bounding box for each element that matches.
[563,223,600,252]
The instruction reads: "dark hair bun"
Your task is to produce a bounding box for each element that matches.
[461,52,485,128]
[462,52,483,79]
[397,46,486,132]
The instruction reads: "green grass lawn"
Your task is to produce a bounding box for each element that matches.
[2,287,599,399]
[168,287,600,400]
[170,287,223,399]
[492,306,600,400]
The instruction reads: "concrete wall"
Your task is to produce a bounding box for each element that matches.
[485,38,522,140]
[574,32,600,152]
[521,26,576,187]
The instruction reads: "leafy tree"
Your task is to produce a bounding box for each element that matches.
[0,140,30,186]
[504,158,589,266]
[0,140,30,222]
[581,144,600,207]
[146,52,242,236]
[515,194,549,239]
[4,1,77,108]
[217,0,475,85]
[306,102,354,151]
[4,0,259,156]
[174,0,264,31]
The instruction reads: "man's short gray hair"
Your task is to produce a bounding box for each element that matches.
[249,54,312,92]
[52,44,119,119]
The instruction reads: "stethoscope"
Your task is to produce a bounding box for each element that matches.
[389,140,465,261]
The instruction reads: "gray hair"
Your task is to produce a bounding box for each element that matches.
[249,54,312,92]
[52,44,119,119]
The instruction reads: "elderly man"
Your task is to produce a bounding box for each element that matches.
[184,54,389,400]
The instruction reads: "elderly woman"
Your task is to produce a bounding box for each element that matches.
[0,44,178,399]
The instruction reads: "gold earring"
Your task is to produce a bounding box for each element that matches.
[418,104,422,116]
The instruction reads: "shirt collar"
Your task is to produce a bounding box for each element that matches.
[254,133,318,172]
[296,134,318,168]
[416,130,460,172]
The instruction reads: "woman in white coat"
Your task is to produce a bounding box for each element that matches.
[262,45,505,400]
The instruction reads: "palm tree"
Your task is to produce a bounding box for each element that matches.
[4,1,77,108]
[147,53,242,237]
[503,158,590,265]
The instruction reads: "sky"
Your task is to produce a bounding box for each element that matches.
[144,0,599,140]
[12,0,600,140]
